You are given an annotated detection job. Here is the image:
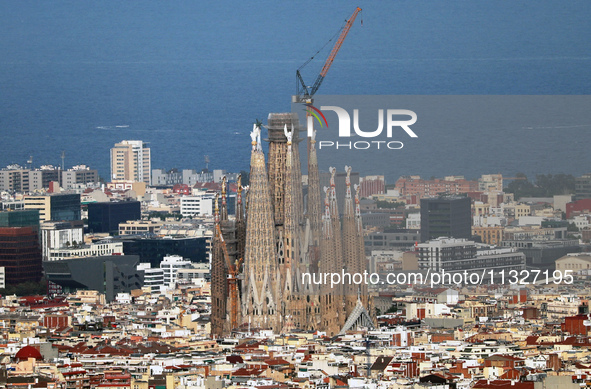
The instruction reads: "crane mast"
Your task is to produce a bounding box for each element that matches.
[295,7,362,104]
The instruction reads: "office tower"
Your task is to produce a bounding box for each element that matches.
[575,173,591,200]
[24,193,81,222]
[420,196,472,242]
[87,201,141,234]
[0,210,43,285]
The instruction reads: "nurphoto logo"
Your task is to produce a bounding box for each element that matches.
[304,102,418,150]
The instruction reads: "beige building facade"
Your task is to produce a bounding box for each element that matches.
[473,226,504,246]
[555,253,591,274]
[110,140,151,185]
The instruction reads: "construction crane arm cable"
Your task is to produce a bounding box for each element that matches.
[297,21,347,72]
[295,7,362,102]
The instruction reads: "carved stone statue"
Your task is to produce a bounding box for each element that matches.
[250,123,259,149]
[345,165,352,186]
[329,166,336,187]
[284,124,293,145]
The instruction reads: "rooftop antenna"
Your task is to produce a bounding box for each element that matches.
[60,151,65,171]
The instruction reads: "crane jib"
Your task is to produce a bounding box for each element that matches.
[296,7,362,101]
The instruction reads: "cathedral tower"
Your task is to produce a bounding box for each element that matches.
[241,124,281,331]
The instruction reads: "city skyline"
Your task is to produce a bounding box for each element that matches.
[0,1,590,387]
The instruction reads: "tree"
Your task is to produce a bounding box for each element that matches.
[504,173,575,199]
[504,174,538,199]
[0,278,48,296]
[386,305,397,314]
[535,174,575,196]
[384,224,404,232]
[376,201,405,209]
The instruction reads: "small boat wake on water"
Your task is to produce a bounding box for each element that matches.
[96,125,130,130]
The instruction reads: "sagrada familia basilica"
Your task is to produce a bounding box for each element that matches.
[211,113,374,337]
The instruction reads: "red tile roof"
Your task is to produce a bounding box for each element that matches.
[232,368,265,377]
[264,358,290,366]
[226,355,244,364]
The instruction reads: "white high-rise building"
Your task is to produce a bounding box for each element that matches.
[160,255,192,289]
[40,221,84,261]
[110,140,151,185]
[179,192,215,217]
[137,263,165,293]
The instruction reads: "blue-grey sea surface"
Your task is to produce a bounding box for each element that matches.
[1,0,590,181]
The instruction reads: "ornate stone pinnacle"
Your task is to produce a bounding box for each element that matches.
[237,174,242,204]
[214,193,220,225]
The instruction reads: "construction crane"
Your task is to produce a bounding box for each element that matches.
[294,7,362,104]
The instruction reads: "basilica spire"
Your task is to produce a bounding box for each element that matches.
[220,176,228,222]
[241,122,281,332]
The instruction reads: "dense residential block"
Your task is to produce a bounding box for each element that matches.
[396,176,479,198]
[0,167,59,192]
